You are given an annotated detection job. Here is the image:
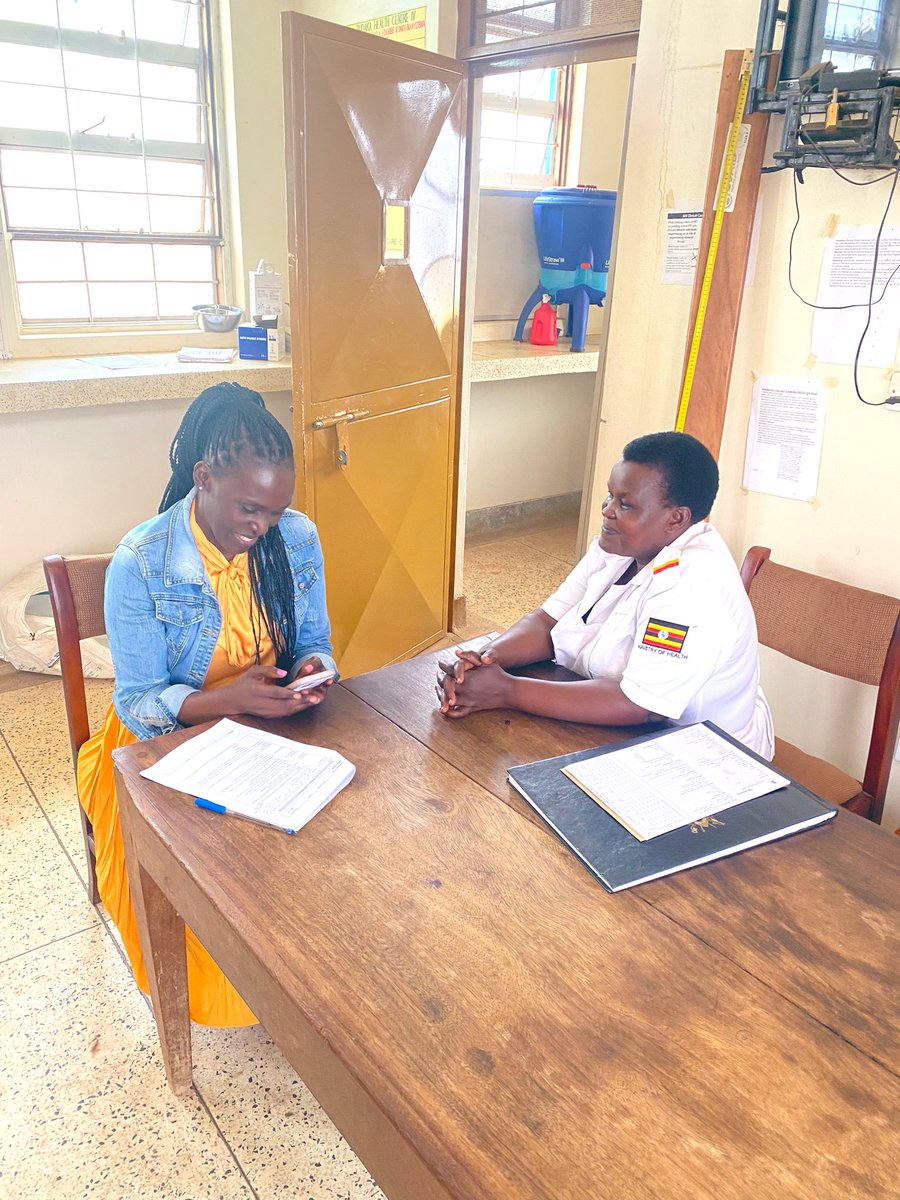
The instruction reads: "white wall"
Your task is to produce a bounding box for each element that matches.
[472,192,538,321]
[1,393,292,586]
[589,0,900,827]
[465,375,596,510]
[219,0,453,319]
[575,57,635,190]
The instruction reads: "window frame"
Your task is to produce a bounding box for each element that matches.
[457,0,642,61]
[478,63,574,192]
[0,0,230,356]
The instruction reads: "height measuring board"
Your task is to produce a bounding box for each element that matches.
[676,49,754,434]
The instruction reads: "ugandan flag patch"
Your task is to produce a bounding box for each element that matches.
[642,618,689,653]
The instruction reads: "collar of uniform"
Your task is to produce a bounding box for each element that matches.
[647,520,710,576]
[589,520,710,596]
[577,547,640,620]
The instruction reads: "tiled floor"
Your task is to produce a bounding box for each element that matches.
[460,516,580,631]
[0,515,578,1198]
[0,665,387,1200]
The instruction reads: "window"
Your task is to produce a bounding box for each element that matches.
[821,1,897,71]
[0,0,221,332]
[479,66,570,189]
[462,0,642,56]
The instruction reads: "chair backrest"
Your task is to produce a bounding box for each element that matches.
[43,553,112,769]
[741,546,900,819]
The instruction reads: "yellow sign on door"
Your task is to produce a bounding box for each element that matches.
[384,202,408,261]
[350,7,427,48]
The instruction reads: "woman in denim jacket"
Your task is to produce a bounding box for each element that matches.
[78,383,336,1026]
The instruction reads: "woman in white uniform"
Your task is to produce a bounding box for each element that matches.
[437,432,773,758]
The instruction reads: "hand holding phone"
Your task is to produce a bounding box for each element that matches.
[287,667,335,692]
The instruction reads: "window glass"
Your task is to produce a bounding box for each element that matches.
[480,67,567,190]
[821,1,894,68]
[0,0,221,328]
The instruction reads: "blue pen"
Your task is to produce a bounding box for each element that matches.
[194,797,297,835]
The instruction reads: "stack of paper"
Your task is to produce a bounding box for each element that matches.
[78,354,157,370]
[177,346,236,363]
[140,718,355,834]
[562,723,790,841]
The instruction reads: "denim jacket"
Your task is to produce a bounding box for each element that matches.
[105,489,336,740]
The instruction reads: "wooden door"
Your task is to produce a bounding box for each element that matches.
[282,14,467,678]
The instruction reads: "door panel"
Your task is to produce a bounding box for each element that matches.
[283,14,465,677]
[311,399,451,678]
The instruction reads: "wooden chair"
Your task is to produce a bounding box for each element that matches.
[43,553,113,904]
[740,547,900,825]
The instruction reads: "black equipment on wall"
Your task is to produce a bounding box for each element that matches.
[749,0,900,169]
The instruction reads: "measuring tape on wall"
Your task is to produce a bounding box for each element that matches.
[675,49,754,433]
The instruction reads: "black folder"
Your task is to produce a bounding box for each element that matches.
[507,723,836,892]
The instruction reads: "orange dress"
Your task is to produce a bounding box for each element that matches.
[77,506,276,1027]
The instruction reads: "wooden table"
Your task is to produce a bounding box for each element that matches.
[114,651,900,1200]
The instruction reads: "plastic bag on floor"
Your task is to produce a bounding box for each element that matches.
[0,562,114,677]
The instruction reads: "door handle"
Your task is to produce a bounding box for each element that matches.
[311,410,369,469]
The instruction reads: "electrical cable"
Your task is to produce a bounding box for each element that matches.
[796,108,900,183]
[786,85,900,405]
[796,80,900,185]
[852,164,899,405]
[796,131,899,185]
[785,86,900,308]
[787,168,900,310]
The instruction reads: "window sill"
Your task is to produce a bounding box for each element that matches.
[0,351,292,415]
[470,336,600,383]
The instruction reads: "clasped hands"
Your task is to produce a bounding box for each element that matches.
[435,647,513,718]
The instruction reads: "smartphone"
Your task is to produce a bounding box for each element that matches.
[284,656,332,686]
[287,667,335,692]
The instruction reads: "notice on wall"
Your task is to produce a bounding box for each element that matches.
[810,226,900,367]
[350,7,426,47]
[662,204,703,285]
[743,376,826,502]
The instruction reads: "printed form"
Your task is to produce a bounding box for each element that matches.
[562,725,789,841]
[140,718,355,833]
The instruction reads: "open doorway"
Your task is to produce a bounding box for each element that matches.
[454,53,635,636]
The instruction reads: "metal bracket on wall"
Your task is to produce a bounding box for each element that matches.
[772,87,899,170]
[311,410,370,469]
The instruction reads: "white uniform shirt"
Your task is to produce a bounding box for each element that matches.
[542,522,774,758]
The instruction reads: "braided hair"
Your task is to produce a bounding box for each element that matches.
[160,381,298,670]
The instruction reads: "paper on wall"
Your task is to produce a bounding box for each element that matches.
[744,195,763,288]
[662,203,703,285]
[810,226,900,367]
[742,375,826,502]
[720,123,751,214]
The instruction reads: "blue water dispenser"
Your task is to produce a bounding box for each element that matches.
[514,186,617,352]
